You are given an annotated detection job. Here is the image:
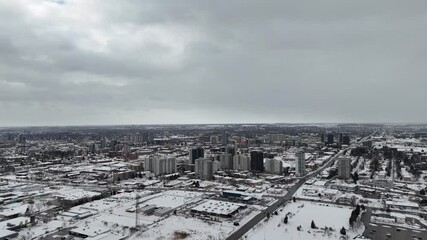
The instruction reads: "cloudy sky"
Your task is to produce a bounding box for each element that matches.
[0,0,426,126]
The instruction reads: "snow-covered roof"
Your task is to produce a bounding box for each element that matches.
[70,225,110,238]
[191,200,245,216]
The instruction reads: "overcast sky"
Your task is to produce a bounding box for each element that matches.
[0,0,426,126]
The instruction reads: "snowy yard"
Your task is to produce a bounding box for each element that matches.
[246,201,364,240]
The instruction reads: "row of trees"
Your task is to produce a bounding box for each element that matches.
[283,215,346,236]
[349,204,364,227]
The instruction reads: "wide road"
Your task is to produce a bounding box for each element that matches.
[226,130,378,240]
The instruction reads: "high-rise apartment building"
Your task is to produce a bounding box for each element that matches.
[264,158,283,175]
[233,154,250,171]
[338,157,351,179]
[221,131,229,145]
[225,145,236,156]
[220,153,233,169]
[144,156,176,176]
[195,158,213,180]
[295,150,306,177]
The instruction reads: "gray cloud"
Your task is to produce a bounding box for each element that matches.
[0,0,426,126]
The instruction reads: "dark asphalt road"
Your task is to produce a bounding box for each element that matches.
[226,132,377,240]
[226,148,347,240]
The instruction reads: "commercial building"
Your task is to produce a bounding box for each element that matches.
[190,200,246,218]
[363,140,373,149]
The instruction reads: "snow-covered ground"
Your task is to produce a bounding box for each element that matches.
[18,220,64,239]
[130,215,235,240]
[142,190,204,208]
[246,201,364,240]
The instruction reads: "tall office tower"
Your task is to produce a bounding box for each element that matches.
[233,154,250,171]
[320,133,326,143]
[195,158,213,180]
[190,147,204,164]
[250,150,264,172]
[342,135,351,145]
[220,153,233,169]
[327,133,334,144]
[295,150,306,177]
[338,157,351,180]
[221,130,229,145]
[339,133,343,144]
[225,145,236,156]
[264,158,283,175]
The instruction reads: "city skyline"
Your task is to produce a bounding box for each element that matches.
[1,0,426,126]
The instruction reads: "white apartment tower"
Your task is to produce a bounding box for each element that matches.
[233,154,250,171]
[144,156,176,176]
[144,156,155,172]
[265,158,283,175]
[195,158,213,180]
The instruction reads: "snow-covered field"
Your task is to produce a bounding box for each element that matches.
[130,215,235,240]
[142,190,204,208]
[246,201,364,240]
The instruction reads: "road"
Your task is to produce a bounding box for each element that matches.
[226,131,377,240]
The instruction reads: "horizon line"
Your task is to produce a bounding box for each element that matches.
[1,121,427,129]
